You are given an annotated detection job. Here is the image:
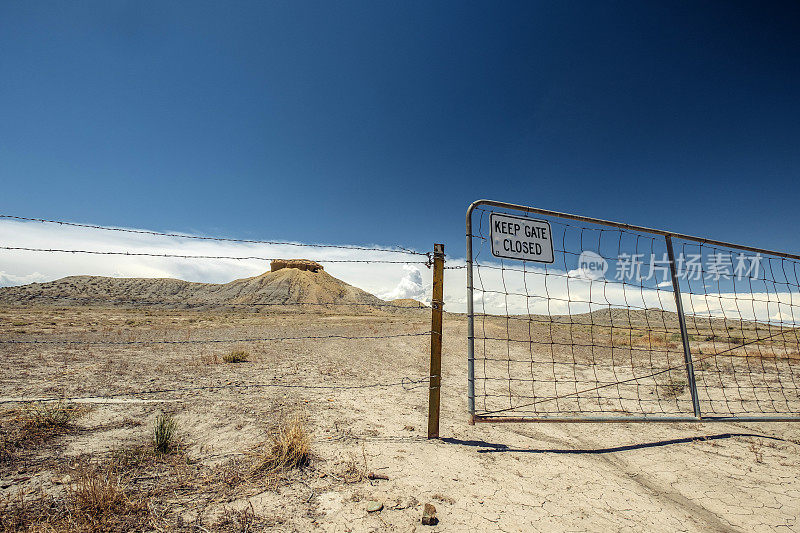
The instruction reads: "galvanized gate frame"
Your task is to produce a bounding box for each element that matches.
[467,199,800,423]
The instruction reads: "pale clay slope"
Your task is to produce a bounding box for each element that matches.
[0,268,389,309]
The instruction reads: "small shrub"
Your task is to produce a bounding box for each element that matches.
[223,350,249,363]
[153,413,177,453]
[255,415,310,474]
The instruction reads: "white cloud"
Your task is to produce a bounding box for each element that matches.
[380,265,426,301]
[0,271,48,287]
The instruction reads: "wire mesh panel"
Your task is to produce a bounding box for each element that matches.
[466,200,800,422]
[675,240,800,418]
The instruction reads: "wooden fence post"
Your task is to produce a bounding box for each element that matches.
[428,243,445,439]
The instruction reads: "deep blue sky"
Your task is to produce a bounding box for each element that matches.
[2,1,799,258]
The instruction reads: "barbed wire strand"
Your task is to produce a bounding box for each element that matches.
[0,331,430,346]
[0,246,429,264]
[0,376,434,405]
[0,214,427,256]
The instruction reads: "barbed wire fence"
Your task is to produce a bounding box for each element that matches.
[0,214,432,256]
[467,200,800,423]
[0,214,442,408]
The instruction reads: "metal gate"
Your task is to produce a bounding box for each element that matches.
[467,200,800,422]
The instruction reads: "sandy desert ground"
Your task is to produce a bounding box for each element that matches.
[1,304,799,532]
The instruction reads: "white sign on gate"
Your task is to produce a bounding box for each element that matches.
[490,212,554,263]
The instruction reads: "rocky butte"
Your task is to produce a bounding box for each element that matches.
[270,259,324,273]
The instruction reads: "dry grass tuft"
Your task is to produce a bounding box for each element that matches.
[659,378,687,399]
[0,492,53,531]
[337,457,367,484]
[0,402,85,463]
[254,415,310,475]
[153,413,177,453]
[223,349,250,363]
[0,463,148,532]
[24,401,82,429]
[65,463,147,530]
[211,502,268,531]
